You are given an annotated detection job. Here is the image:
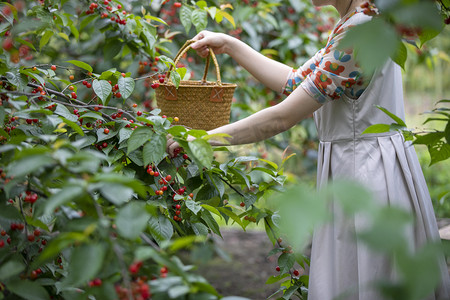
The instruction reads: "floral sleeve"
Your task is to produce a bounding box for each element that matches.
[283,3,376,104]
[282,50,322,96]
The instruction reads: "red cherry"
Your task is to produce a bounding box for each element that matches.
[71,92,77,99]
[240,202,245,207]
[132,103,138,108]
[34,229,41,236]
[183,154,189,160]
[293,269,300,276]
[0,240,4,248]
[93,278,102,286]
[276,266,281,272]
[174,2,182,8]
[2,38,13,51]
[51,65,57,71]
[137,111,142,116]
[0,230,6,236]
[103,128,110,134]
[165,175,172,181]
[28,235,35,242]
[175,204,181,209]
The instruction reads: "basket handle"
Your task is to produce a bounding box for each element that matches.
[164,40,222,86]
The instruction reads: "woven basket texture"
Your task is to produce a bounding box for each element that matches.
[155,41,237,131]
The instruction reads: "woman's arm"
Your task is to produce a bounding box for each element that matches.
[191,31,292,93]
[167,87,321,156]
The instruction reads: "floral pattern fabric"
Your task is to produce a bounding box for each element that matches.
[283,2,378,104]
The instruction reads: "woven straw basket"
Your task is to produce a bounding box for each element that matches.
[155,40,237,130]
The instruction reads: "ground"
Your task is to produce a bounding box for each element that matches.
[184,219,450,300]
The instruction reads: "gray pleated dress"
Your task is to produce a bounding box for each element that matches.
[282,4,450,300]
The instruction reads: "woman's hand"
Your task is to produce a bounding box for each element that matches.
[166,135,195,158]
[190,30,232,58]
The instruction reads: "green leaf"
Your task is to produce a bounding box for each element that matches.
[79,111,104,121]
[413,132,444,145]
[104,39,123,61]
[362,124,391,135]
[119,127,133,143]
[265,273,290,285]
[396,243,443,299]
[339,18,399,75]
[176,67,187,81]
[0,205,21,220]
[40,30,53,50]
[419,28,441,47]
[143,134,166,166]
[170,70,181,88]
[277,253,295,274]
[201,209,222,238]
[116,201,150,240]
[127,126,153,154]
[217,207,244,228]
[201,204,222,219]
[186,199,202,215]
[20,69,45,86]
[243,193,257,209]
[62,244,106,288]
[54,103,78,122]
[148,214,173,245]
[15,37,36,51]
[7,154,54,178]
[393,41,407,70]
[118,76,135,100]
[180,5,193,33]
[192,9,208,33]
[167,125,187,136]
[91,173,146,197]
[0,106,5,127]
[99,183,133,206]
[376,105,406,126]
[44,185,86,215]
[60,117,84,136]
[92,79,112,104]
[428,142,450,166]
[80,14,97,31]
[66,60,93,73]
[189,138,213,169]
[7,279,50,300]
[0,258,26,281]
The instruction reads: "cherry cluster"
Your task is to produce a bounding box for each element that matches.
[23,191,38,204]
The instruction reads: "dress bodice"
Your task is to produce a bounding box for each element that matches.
[314,59,405,142]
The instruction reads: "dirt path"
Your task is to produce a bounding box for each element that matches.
[188,219,450,300]
[192,229,282,299]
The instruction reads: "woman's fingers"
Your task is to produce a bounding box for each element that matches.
[166,137,182,158]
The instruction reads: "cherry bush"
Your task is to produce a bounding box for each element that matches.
[0,1,320,299]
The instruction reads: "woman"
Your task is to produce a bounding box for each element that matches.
[167,0,450,299]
